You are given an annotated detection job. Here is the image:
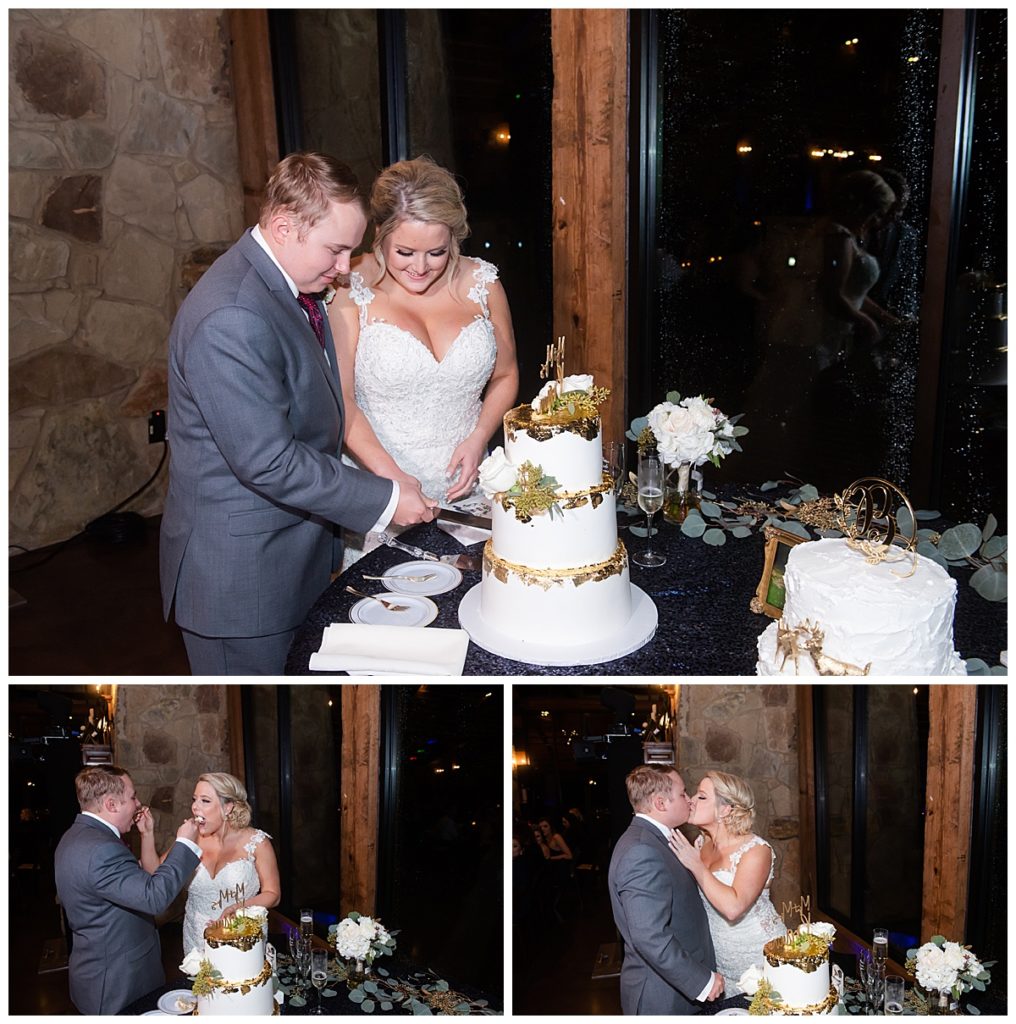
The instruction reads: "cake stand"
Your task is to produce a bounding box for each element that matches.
[457,582,658,668]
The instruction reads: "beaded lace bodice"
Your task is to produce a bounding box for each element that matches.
[349,257,499,501]
[695,834,786,993]
[182,829,269,955]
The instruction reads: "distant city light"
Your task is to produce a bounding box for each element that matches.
[517,242,523,248]
[907,56,921,63]
[484,241,491,249]
[737,144,753,155]
[868,154,883,162]
[845,37,859,46]
[787,256,797,267]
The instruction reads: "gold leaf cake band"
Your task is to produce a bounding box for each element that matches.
[505,405,600,443]
[483,539,628,590]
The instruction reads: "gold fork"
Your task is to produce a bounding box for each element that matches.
[345,585,410,612]
[361,572,437,583]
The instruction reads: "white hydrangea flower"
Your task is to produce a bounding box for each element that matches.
[646,401,714,465]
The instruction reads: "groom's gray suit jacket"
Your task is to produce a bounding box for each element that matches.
[608,815,716,1015]
[54,814,200,1015]
[160,228,393,638]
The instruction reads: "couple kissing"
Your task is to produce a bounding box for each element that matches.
[608,764,786,1014]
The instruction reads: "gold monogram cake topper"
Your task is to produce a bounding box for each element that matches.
[834,477,917,569]
[536,336,566,414]
[213,881,246,912]
[781,895,812,950]
[776,619,871,676]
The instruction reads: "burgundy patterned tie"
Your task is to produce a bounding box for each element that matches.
[297,292,326,349]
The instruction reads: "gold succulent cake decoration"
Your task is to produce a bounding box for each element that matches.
[775,619,871,676]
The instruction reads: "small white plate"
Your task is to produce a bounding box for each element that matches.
[157,990,197,1014]
[380,559,462,596]
[716,1009,749,1016]
[349,594,438,627]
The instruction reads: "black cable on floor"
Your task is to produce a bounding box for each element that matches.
[11,442,169,573]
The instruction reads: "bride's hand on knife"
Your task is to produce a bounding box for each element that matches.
[669,828,704,877]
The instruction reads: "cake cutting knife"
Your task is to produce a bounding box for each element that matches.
[436,507,492,530]
[377,532,481,572]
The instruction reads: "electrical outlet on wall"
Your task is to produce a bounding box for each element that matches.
[148,410,166,444]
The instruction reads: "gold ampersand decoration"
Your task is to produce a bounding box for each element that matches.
[834,477,918,577]
[776,619,871,676]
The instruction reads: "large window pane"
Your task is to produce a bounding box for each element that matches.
[406,11,554,402]
[379,686,502,996]
[653,11,942,495]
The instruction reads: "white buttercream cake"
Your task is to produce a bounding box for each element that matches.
[756,537,966,676]
[195,917,277,1016]
[474,377,633,649]
[741,923,838,1015]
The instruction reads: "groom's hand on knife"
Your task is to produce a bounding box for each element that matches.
[392,482,440,526]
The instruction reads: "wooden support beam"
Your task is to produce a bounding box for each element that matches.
[227,686,245,779]
[796,685,818,906]
[551,10,629,444]
[340,685,381,917]
[227,10,280,226]
[921,684,977,940]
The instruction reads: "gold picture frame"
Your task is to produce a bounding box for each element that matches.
[750,526,809,618]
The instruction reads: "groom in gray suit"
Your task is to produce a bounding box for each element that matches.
[160,152,437,674]
[54,766,201,1014]
[608,764,723,1014]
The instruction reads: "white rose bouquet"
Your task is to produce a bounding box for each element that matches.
[328,911,397,967]
[905,936,993,1002]
[632,391,747,468]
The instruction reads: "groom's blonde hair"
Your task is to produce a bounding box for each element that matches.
[626,764,679,812]
[260,152,365,239]
[75,765,130,810]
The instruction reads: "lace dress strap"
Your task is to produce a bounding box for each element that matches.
[466,257,499,318]
[348,271,375,329]
[243,828,270,858]
[729,835,775,883]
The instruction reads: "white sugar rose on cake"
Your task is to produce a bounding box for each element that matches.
[457,361,657,666]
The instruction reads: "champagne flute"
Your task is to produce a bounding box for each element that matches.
[310,948,328,1014]
[300,907,314,941]
[603,441,626,496]
[633,450,666,567]
[873,928,888,964]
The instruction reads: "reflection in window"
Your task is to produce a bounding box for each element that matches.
[814,685,928,961]
[378,686,502,996]
[405,11,553,400]
[653,11,942,494]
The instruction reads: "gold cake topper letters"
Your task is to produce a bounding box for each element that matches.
[213,881,246,912]
[781,895,812,950]
[834,477,918,573]
[537,336,566,414]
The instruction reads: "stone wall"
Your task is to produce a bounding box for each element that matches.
[114,684,232,854]
[677,684,801,908]
[9,9,244,550]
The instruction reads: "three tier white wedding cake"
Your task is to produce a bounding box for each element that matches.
[458,365,656,665]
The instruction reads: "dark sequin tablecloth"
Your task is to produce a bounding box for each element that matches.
[286,516,1006,677]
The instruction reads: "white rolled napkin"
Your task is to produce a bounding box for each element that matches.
[309,623,469,675]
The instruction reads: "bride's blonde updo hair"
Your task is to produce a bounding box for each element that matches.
[369,156,471,286]
[706,770,756,836]
[198,772,252,830]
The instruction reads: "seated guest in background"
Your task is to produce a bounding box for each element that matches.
[138,772,280,957]
[160,152,437,676]
[54,766,201,1015]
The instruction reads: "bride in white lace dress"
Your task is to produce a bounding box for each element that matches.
[139,772,280,955]
[328,157,518,561]
[669,771,786,994]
